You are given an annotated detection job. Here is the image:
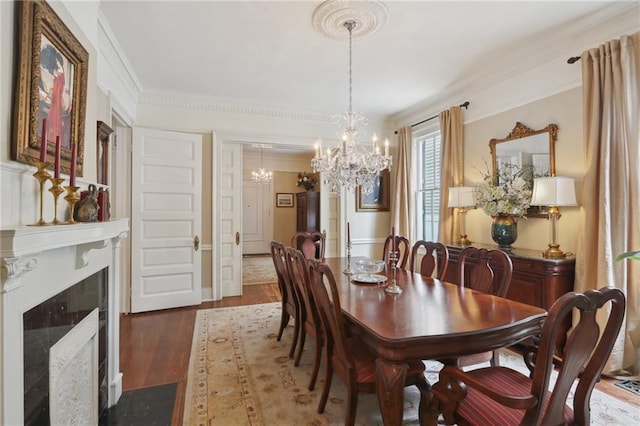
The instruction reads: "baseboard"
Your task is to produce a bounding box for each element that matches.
[109,372,123,407]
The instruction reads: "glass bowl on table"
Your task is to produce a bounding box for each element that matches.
[351,258,387,284]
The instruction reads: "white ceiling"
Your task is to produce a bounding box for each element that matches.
[99,0,624,121]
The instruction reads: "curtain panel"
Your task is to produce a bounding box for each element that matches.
[437,106,464,243]
[576,32,639,375]
[391,126,414,240]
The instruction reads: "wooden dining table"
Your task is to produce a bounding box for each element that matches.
[322,257,547,426]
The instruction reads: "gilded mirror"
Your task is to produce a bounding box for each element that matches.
[489,122,558,218]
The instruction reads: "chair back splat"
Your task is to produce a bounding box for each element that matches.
[458,246,513,297]
[291,231,326,260]
[284,247,324,390]
[270,241,300,359]
[409,240,449,279]
[430,287,626,426]
[382,235,410,269]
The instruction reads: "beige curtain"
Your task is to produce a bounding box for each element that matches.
[576,32,639,375]
[437,106,464,243]
[391,126,414,239]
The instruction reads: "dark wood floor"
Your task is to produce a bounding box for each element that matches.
[119,283,281,426]
[119,282,638,426]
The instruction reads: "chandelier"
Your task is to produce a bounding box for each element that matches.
[251,147,273,184]
[311,20,392,194]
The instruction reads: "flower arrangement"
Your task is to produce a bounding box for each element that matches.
[475,164,532,218]
[296,172,318,191]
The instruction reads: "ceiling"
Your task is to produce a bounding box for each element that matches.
[100,0,621,121]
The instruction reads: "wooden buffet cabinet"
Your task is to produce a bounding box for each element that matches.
[442,242,576,312]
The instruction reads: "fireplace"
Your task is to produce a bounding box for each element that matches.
[23,268,108,424]
[1,219,128,425]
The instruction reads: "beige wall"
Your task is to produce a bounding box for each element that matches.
[272,171,302,245]
[463,87,583,254]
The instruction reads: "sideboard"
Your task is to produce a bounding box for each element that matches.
[442,242,576,312]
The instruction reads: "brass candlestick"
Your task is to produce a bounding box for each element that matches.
[48,178,65,225]
[64,186,80,224]
[30,161,51,226]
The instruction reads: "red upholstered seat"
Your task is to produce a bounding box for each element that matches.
[429,287,626,426]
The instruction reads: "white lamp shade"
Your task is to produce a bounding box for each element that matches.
[531,177,577,206]
[448,186,476,208]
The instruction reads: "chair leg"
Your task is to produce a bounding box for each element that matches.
[277,309,290,341]
[415,374,431,425]
[345,377,359,426]
[294,327,306,366]
[317,354,332,414]
[289,317,300,359]
[308,337,322,390]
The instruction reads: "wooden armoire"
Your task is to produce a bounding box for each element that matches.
[296,191,320,232]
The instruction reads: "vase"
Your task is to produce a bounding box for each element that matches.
[491,214,517,249]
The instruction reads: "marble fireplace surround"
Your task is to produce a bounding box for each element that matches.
[0,219,128,425]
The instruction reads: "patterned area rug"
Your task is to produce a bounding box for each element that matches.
[242,256,278,285]
[184,302,639,425]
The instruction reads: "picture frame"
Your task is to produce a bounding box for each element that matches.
[97,121,113,185]
[12,0,89,176]
[356,170,390,212]
[276,193,294,208]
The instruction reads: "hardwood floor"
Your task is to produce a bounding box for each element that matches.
[119,282,638,426]
[119,283,281,426]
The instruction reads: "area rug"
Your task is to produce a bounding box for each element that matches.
[242,256,278,285]
[183,302,640,425]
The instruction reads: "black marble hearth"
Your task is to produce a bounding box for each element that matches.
[23,268,108,425]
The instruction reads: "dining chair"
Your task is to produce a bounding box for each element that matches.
[284,247,324,390]
[291,231,325,260]
[409,240,449,279]
[429,287,626,426]
[308,259,430,426]
[382,234,410,269]
[448,246,513,367]
[270,240,300,359]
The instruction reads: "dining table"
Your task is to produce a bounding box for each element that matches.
[322,257,547,426]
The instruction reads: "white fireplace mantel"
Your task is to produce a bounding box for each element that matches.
[1,218,129,425]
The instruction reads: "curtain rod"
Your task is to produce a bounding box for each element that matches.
[394,101,470,134]
[567,56,581,64]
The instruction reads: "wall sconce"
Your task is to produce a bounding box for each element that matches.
[448,186,476,246]
[530,177,577,258]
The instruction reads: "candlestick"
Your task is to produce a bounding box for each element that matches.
[69,142,77,186]
[343,241,354,275]
[64,185,80,224]
[54,136,61,179]
[29,161,51,226]
[385,250,403,294]
[384,139,389,157]
[48,177,65,225]
[40,119,47,162]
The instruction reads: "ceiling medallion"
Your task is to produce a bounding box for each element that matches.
[312,0,388,40]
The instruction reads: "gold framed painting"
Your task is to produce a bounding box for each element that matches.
[12,0,89,176]
[276,193,294,208]
[356,170,390,212]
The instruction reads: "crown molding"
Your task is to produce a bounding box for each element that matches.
[138,92,339,123]
[391,1,640,127]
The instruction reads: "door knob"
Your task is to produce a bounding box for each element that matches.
[236,232,240,245]
[193,235,200,251]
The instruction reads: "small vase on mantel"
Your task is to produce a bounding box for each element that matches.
[491,214,517,249]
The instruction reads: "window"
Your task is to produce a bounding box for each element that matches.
[415,131,441,241]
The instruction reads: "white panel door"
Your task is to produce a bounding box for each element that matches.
[220,143,243,297]
[242,179,272,254]
[131,127,202,313]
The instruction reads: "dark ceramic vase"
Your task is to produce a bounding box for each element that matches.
[491,214,517,249]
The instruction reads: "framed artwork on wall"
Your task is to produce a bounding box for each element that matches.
[276,193,294,207]
[356,170,390,212]
[11,0,89,176]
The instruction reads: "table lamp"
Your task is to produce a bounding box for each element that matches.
[530,177,577,258]
[448,186,476,246]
